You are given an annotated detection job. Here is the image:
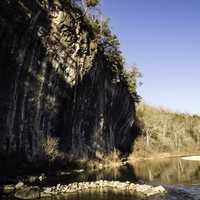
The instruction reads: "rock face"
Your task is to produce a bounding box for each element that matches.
[0,0,136,162]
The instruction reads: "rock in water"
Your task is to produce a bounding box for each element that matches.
[15,181,24,190]
[41,180,167,197]
[3,184,15,193]
[14,186,40,200]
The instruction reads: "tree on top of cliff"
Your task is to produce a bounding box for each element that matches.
[99,19,141,100]
[85,0,100,7]
[100,19,124,71]
[72,0,100,11]
[122,65,142,97]
[71,0,140,100]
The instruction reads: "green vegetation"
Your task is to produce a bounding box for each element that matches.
[129,103,200,159]
[100,19,125,70]
[122,65,142,97]
[69,0,140,99]
[85,0,100,7]
[99,19,141,100]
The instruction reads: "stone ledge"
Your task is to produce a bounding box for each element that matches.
[12,180,166,199]
[41,180,166,197]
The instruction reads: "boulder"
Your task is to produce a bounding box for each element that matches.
[14,186,40,200]
[15,181,25,190]
[3,184,15,193]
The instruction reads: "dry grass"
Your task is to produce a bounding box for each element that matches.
[86,149,122,170]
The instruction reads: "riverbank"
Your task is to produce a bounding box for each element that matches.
[181,156,200,161]
[128,152,200,162]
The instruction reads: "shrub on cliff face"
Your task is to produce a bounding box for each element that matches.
[42,136,64,162]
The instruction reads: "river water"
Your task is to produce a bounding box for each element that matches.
[1,157,200,200]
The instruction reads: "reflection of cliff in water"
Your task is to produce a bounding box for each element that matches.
[131,158,200,185]
[86,165,138,182]
[53,190,139,200]
[37,165,138,187]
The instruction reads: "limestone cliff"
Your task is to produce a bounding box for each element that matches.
[0,0,137,162]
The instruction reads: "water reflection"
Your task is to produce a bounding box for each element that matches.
[40,165,137,187]
[131,158,200,185]
[2,158,200,200]
[86,165,137,182]
[82,158,200,186]
[42,158,200,187]
[41,189,140,200]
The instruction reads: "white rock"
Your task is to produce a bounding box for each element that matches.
[15,181,24,190]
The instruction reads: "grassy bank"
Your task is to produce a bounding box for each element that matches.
[129,103,200,160]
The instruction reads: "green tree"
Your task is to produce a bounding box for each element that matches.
[85,0,100,7]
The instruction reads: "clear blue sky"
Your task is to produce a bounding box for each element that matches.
[102,0,200,114]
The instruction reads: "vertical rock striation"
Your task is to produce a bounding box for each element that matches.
[0,0,136,162]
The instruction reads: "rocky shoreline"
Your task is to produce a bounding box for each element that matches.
[2,180,166,199]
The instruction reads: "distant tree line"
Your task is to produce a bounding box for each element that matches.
[130,103,200,158]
